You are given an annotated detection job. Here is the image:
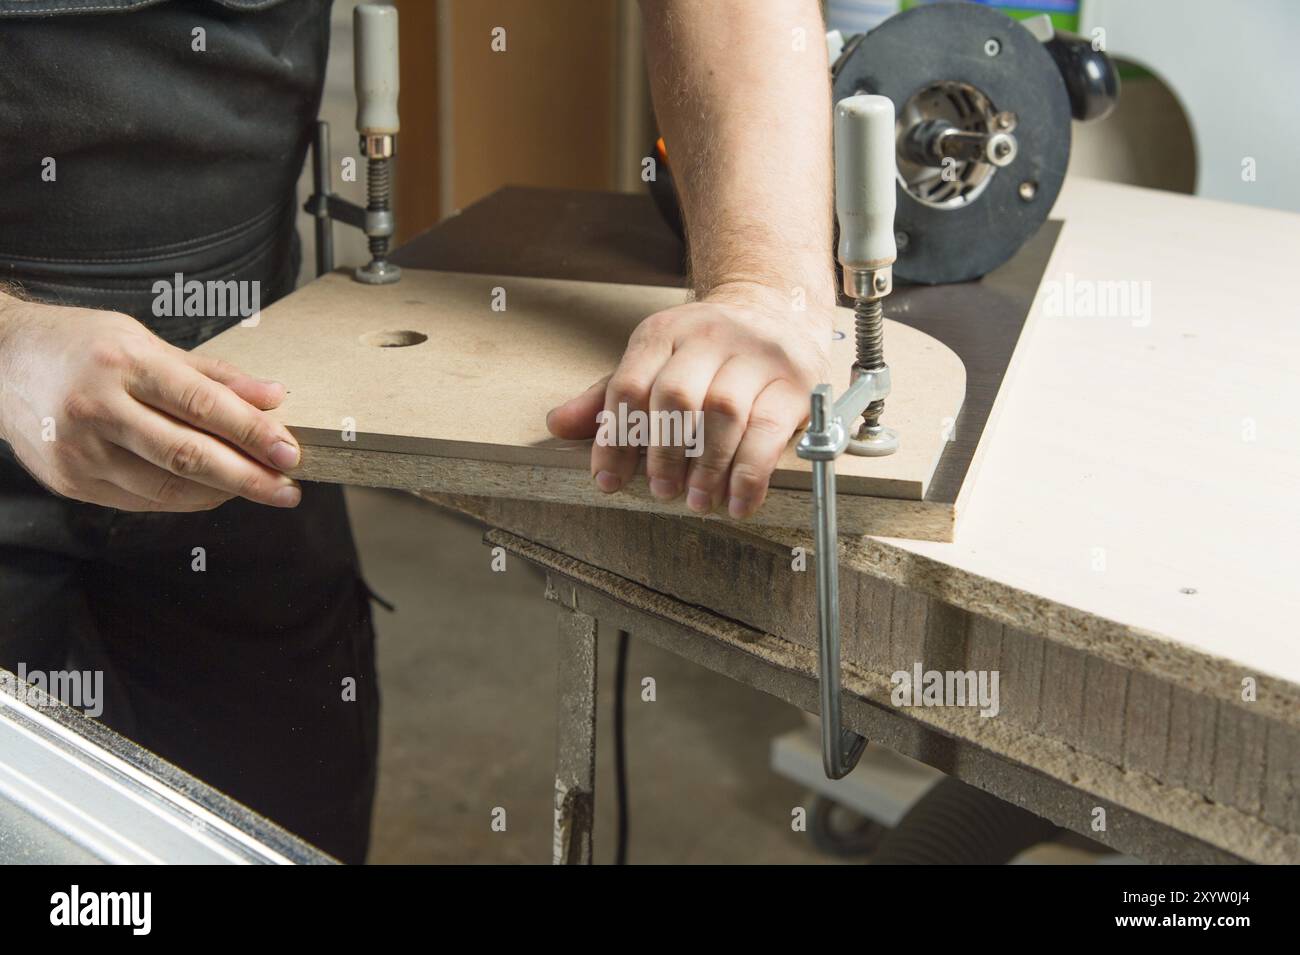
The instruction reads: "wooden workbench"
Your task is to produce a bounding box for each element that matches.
[385,180,1298,864]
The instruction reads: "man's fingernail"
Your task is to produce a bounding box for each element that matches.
[687,487,711,512]
[271,485,301,508]
[595,470,622,493]
[649,478,680,500]
[727,496,750,519]
[269,440,300,470]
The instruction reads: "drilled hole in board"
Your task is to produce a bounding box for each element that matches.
[360,329,428,348]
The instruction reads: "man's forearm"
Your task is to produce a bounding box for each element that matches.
[640,0,835,308]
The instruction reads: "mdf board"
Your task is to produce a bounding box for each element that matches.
[197,268,967,539]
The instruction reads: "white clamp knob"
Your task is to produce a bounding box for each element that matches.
[834,94,897,285]
[354,3,400,136]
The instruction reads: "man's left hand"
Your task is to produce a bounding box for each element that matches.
[546,282,832,519]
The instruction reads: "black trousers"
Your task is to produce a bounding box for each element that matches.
[0,450,379,864]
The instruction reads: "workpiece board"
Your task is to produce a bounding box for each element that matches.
[198,269,966,538]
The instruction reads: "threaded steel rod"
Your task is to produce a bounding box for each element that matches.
[366,156,392,259]
[853,298,886,430]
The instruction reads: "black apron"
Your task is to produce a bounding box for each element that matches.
[0,0,379,864]
[0,0,329,346]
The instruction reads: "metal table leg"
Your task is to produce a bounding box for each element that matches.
[553,607,598,865]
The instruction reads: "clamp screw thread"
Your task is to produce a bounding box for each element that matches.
[366,156,392,258]
[853,298,886,428]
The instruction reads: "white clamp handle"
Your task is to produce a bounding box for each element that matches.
[354,3,400,136]
[834,94,897,274]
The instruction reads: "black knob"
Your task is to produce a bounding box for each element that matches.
[1044,31,1120,122]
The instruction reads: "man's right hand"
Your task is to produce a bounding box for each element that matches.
[0,294,301,512]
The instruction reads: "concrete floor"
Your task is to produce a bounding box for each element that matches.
[347,487,830,864]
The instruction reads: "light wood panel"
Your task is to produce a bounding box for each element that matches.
[893,178,1300,686]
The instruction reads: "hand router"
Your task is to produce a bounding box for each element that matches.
[795,93,900,779]
[304,2,401,285]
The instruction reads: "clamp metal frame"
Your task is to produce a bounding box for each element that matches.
[802,92,902,781]
[795,368,891,779]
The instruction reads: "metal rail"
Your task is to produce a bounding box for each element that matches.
[0,670,332,864]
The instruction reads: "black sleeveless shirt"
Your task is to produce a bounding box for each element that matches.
[0,0,331,348]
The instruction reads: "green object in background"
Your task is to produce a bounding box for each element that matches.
[899,0,1079,32]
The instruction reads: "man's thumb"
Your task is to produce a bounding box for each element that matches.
[545,375,611,439]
